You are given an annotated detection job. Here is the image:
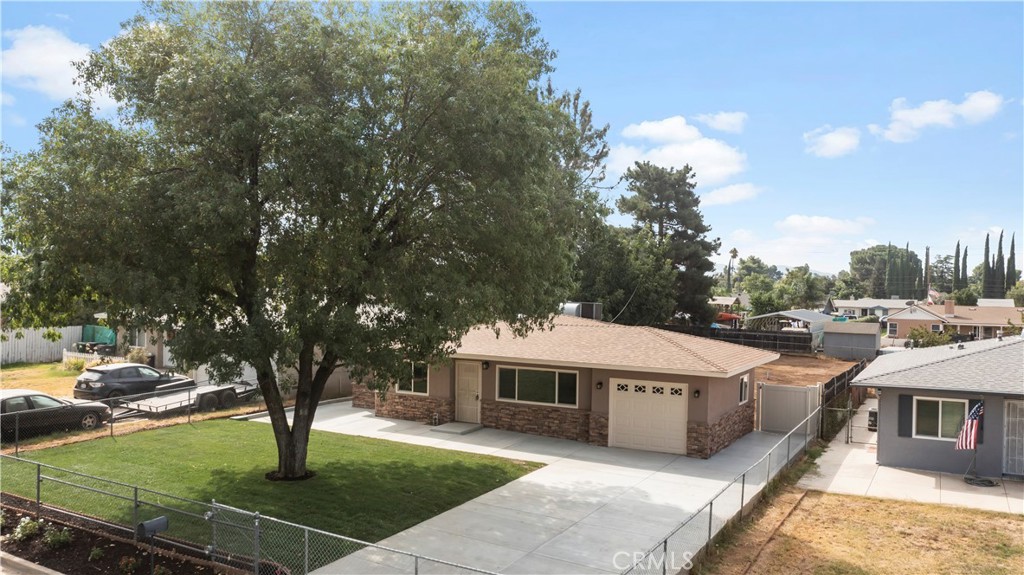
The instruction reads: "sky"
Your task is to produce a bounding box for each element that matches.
[2,1,1022,277]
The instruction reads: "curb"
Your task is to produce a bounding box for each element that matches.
[0,551,64,575]
[230,396,352,421]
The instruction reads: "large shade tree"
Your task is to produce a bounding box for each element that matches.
[2,1,606,479]
[616,162,720,324]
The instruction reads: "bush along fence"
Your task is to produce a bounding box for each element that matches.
[620,408,821,575]
[0,455,499,575]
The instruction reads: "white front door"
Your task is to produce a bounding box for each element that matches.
[455,361,481,424]
[609,379,688,455]
[1004,400,1024,477]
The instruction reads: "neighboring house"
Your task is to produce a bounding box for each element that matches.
[820,296,837,316]
[852,337,1024,478]
[710,295,748,311]
[833,298,912,319]
[352,315,779,458]
[823,322,881,360]
[883,300,1022,340]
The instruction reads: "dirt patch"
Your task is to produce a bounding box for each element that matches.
[0,502,244,575]
[754,354,857,387]
[699,489,1024,575]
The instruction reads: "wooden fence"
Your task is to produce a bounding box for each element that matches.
[658,324,813,354]
[1,326,83,365]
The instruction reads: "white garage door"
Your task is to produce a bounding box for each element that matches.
[609,379,688,455]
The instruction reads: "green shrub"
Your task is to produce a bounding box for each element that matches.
[89,546,105,562]
[153,565,174,575]
[119,555,140,574]
[12,517,44,541]
[64,357,87,371]
[126,346,149,364]
[42,525,73,549]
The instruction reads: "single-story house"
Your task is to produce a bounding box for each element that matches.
[823,321,881,360]
[352,315,780,458]
[852,337,1024,478]
[978,298,1016,308]
[884,300,1022,340]
[833,298,912,319]
[709,294,750,311]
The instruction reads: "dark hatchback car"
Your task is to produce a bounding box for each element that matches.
[73,363,194,400]
[1,389,111,440]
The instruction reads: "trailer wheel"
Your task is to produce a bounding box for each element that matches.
[199,393,219,412]
[219,389,237,409]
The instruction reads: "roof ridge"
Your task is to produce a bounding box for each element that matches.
[860,338,1022,381]
[640,326,727,372]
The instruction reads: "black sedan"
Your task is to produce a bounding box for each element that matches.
[1,389,111,440]
[73,363,194,400]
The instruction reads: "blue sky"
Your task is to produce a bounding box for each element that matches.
[3,2,1022,277]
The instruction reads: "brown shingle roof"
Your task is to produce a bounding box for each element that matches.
[454,316,779,378]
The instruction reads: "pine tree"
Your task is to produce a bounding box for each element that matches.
[953,241,961,291]
[884,242,893,298]
[1007,234,1018,295]
[982,233,993,298]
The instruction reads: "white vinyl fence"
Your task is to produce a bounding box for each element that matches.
[1,326,83,365]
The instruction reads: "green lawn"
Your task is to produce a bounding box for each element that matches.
[2,419,541,543]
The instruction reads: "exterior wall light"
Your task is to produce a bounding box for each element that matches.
[596,381,603,390]
[693,389,701,399]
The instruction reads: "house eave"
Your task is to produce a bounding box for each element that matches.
[451,352,779,379]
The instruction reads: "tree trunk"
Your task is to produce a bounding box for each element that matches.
[257,344,338,480]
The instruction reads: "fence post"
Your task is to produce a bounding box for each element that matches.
[415,555,419,575]
[305,527,310,575]
[15,413,20,456]
[35,462,41,516]
[133,487,139,541]
[662,539,668,575]
[786,433,791,463]
[767,451,772,480]
[740,472,746,516]
[253,512,260,575]
[188,388,192,424]
[707,501,714,543]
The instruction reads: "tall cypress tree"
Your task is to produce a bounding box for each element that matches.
[995,231,1006,297]
[1007,234,1018,294]
[982,233,993,297]
[953,241,961,291]
[884,242,893,298]
[961,246,969,290]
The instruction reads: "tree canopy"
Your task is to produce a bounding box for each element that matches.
[2,1,606,479]
[616,161,720,324]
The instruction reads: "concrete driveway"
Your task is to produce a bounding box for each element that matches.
[249,402,790,574]
[798,398,1024,515]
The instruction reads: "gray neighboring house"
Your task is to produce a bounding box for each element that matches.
[853,337,1024,478]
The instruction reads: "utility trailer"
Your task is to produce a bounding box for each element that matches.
[116,381,259,419]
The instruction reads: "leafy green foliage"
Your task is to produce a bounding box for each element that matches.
[773,265,826,310]
[616,162,720,324]
[42,525,73,550]
[750,292,785,317]
[2,2,605,478]
[952,287,979,306]
[12,516,44,541]
[89,546,106,562]
[906,327,952,348]
[1008,281,1024,307]
[119,555,140,574]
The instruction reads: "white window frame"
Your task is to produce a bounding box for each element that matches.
[738,375,749,405]
[495,366,578,408]
[912,396,967,441]
[396,362,429,395]
[887,322,898,337]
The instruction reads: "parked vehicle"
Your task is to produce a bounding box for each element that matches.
[73,363,194,400]
[0,389,111,440]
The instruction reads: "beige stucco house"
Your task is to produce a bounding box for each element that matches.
[353,316,779,458]
[884,300,1022,340]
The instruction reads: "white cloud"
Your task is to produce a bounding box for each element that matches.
[694,111,748,134]
[2,25,91,101]
[701,183,761,207]
[608,115,747,186]
[774,214,874,235]
[3,112,27,127]
[868,90,1004,143]
[1,91,14,106]
[803,125,860,158]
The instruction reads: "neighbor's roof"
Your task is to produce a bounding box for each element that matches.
[454,316,779,378]
[978,298,1015,307]
[833,298,914,310]
[744,309,834,323]
[709,296,740,306]
[853,336,1024,395]
[887,304,1023,326]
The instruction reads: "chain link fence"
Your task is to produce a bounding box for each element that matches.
[0,454,499,574]
[621,408,820,575]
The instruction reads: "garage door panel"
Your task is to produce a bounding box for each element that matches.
[609,379,688,455]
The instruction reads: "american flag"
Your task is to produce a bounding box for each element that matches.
[955,402,983,450]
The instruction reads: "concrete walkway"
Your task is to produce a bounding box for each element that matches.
[798,398,1024,514]
[0,552,63,575]
[249,402,794,574]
